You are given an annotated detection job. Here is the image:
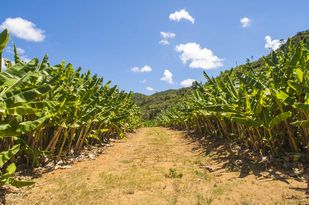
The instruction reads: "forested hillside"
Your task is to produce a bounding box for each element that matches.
[133,88,190,120]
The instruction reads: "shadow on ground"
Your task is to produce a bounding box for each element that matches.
[180,129,309,194]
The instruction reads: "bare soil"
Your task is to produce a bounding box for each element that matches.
[5,127,309,205]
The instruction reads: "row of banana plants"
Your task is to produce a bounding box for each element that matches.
[0,29,141,186]
[157,39,309,161]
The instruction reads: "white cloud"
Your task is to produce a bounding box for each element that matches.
[160,32,176,39]
[159,39,169,45]
[159,32,176,46]
[264,35,285,51]
[176,43,223,69]
[180,78,196,87]
[7,46,25,55]
[160,69,173,84]
[0,17,45,42]
[16,47,25,55]
[131,65,152,73]
[240,17,251,28]
[169,9,195,24]
[141,79,147,83]
[146,86,154,91]
[21,56,31,63]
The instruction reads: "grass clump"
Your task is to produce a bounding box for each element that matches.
[165,168,183,179]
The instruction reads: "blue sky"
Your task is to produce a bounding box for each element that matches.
[1,1,309,94]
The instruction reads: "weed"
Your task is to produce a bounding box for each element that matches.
[165,168,183,179]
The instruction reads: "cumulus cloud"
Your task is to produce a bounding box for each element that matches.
[160,32,176,39]
[146,86,154,91]
[169,9,195,24]
[180,78,196,87]
[131,65,152,73]
[240,17,251,28]
[176,43,223,69]
[160,69,173,84]
[0,17,45,42]
[20,56,31,63]
[159,32,176,45]
[141,79,147,83]
[159,39,170,45]
[16,47,25,55]
[264,35,285,51]
[7,46,25,55]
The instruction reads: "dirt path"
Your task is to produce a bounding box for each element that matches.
[5,127,309,205]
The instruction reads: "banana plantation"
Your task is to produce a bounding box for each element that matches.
[157,39,309,160]
[1,26,309,195]
[1,1,309,203]
[0,29,141,186]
